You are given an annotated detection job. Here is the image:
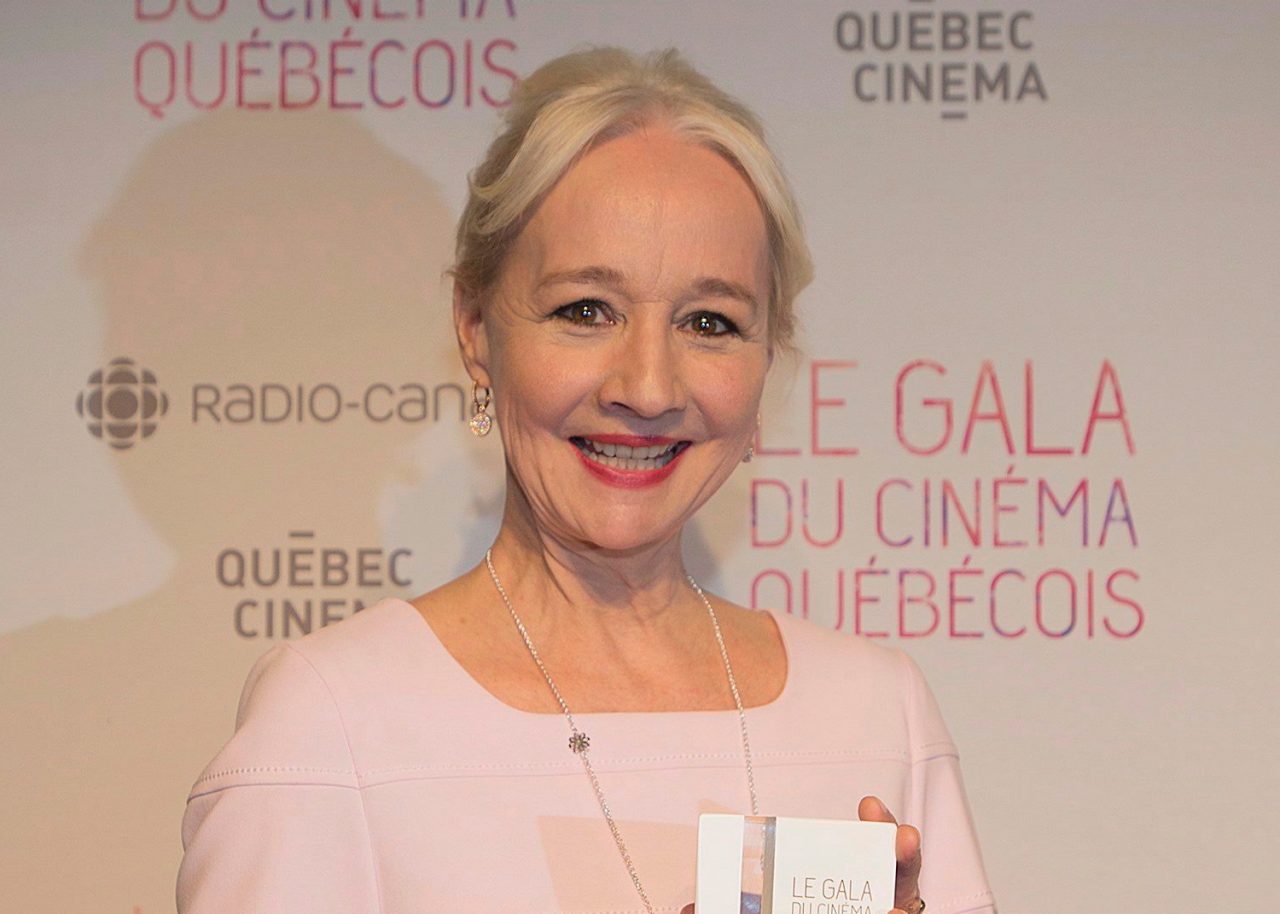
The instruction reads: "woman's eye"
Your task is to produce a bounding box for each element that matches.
[553,300,611,325]
[685,311,738,336]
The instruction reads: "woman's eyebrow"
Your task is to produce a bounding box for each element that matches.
[538,268,760,311]
[690,276,761,312]
[537,265,627,290]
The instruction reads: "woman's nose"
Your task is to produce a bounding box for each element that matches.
[599,320,687,419]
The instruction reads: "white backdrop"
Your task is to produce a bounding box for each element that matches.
[2,2,1278,912]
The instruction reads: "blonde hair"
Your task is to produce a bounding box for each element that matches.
[452,47,813,349]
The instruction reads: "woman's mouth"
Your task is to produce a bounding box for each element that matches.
[569,436,690,472]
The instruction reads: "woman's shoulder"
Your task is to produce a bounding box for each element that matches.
[280,596,474,726]
[765,608,915,685]
[285,595,427,672]
[187,601,421,785]
[761,609,955,753]
[236,596,429,717]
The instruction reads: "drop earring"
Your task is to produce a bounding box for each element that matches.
[742,413,760,462]
[469,381,493,437]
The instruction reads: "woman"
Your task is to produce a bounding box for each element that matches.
[176,48,994,914]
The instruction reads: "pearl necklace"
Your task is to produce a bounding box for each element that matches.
[483,549,759,914]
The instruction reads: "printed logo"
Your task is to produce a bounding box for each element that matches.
[834,0,1047,120]
[75,357,170,449]
[217,530,414,639]
[76,359,468,439]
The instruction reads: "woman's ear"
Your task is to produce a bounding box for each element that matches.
[453,282,490,386]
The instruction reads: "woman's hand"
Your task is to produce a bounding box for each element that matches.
[858,795,923,914]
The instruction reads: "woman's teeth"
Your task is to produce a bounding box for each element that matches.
[574,438,683,471]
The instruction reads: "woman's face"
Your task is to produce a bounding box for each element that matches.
[457,123,773,553]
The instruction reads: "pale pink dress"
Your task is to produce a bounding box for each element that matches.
[177,598,996,914]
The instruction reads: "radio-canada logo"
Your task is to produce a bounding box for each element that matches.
[75,357,170,449]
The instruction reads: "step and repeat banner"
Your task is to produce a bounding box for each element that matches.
[2,2,1276,913]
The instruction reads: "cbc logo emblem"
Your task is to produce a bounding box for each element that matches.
[76,357,170,450]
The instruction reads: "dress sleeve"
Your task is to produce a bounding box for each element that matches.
[176,643,383,914]
[898,651,997,914]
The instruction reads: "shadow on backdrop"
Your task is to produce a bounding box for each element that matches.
[1,109,458,914]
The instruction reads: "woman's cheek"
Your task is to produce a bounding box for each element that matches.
[701,361,766,428]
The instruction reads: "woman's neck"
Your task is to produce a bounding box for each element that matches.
[489,483,700,632]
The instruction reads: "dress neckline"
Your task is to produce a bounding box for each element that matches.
[380,596,796,721]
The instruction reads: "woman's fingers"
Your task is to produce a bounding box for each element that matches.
[858,795,897,825]
[858,795,922,912]
[893,822,922,906]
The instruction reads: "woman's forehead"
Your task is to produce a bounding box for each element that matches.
[506,128,770,298]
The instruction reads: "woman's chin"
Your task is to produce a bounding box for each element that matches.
[568,516,686,557]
